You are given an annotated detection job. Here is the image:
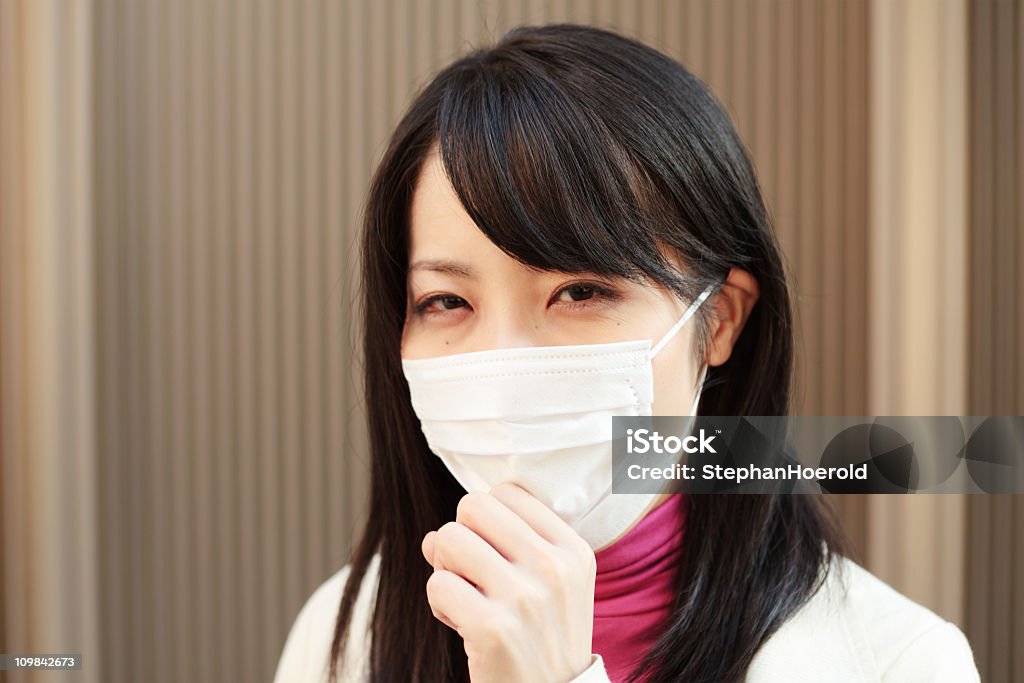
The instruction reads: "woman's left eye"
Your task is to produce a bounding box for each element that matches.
[563,284,596,301]
[552,282,618,307]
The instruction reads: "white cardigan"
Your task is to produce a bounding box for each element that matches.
[273,553,980,682]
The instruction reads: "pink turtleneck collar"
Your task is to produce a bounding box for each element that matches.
[592,493,687,683]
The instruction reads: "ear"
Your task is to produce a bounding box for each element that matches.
[707,267,760,367]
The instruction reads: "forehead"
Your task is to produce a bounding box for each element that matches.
[410,150,461,224]
[408,150,500,262]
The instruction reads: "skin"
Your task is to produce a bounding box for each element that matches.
[403,147,759,682]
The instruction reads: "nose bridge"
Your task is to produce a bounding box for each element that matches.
[473,302,543,352]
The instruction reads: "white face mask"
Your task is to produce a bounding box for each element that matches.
[401,284,716,550]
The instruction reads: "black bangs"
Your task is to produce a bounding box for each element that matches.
[434,35,693,294]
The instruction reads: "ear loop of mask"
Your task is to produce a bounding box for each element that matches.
[689,362,709,416]
[648,284,715,420]
[647,283,717,359]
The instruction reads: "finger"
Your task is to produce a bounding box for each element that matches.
[432,521,514,595]
[425,569,491,633]
[426,592,458,631]
[455,491,551,563]
[422,530,436,568]
[489,482,582,548]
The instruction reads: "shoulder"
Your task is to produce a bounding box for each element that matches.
[746,555,980,682]
[273,554,381,683]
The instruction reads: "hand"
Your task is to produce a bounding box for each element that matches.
[422,482,597,683]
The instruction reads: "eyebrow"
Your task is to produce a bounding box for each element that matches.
[408,258,477,278]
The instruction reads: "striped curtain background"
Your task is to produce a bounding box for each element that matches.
[966,1,1024,681]
[1,1,1019,682]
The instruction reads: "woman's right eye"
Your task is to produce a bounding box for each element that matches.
[414,294,469,315]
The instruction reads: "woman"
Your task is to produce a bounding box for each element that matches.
[274,24,979,683]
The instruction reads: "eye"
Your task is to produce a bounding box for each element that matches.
[413,293,469,315]
[550,281,620,308]
[561,284,596,302]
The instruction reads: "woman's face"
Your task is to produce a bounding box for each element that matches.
[400,149,706,416]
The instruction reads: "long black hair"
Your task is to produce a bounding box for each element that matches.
[331,23,846,683]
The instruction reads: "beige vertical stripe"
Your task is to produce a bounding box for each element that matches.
[866,0,969,627]
[0,1,101,682]
[0,0,29,662]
